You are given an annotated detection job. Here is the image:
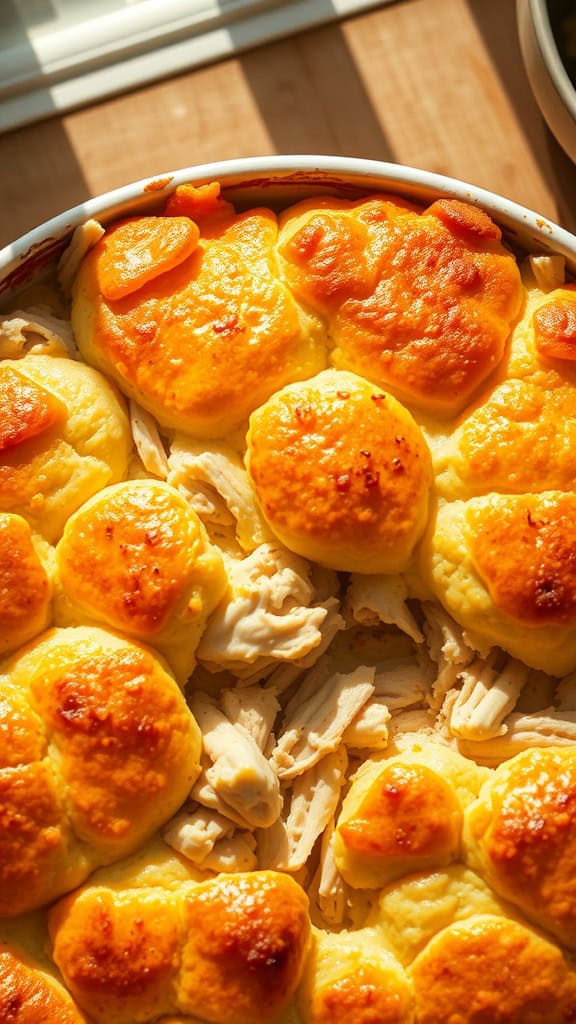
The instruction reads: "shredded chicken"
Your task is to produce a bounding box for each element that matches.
[342,698,390,750]
[168,436,271,551]
[129,399,169,479]
[388,710,440,745]
[219,685,280,752]
[190,767,256,829]
[456,709,576,764]
[189,692,282,828]
[346,573,424,643]
[260,747,347,872]
[175,478,235,525]
[197,544,338,676]
[422,602,476,707]
[0,308,77,360]
[200,832,258,873]
[527,253,566,292]
[234,597,345,691]
[315,820,349,927]
[446,657,528,741]
[254,662,306,696]
[271,665,375,779]
[57,219,105,295]
[515,668,558,713]
[163,806,234,864]
[373,660,431,711]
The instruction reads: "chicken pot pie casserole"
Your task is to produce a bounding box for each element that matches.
[3,179,576,1023]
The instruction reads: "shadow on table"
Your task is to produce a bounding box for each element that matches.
[0,0,90,245]
[466,0,576,232]
[237,3,396,162]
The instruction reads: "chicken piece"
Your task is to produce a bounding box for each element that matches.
[446,657,528,741]
[315,820,350,927]
[163,806,234,864]
[197,544,335,676]
[190,767,256,829]
[58,219,105,295]
[388,711,440,746]
[342,698,390,750]
[373,660,431,711]
[214,590,344,689]
[526,253,566,292]
[258,662,306,696]
[201,833,258,873]
[516,668,558,713]
[189,692,282,828]
[220,685,280,751]
[456,709,576,765]
[129,399,169,478]
[261,748,348,872]
[175,476,235,525]
[0,308,77,359]
[422,602,476,707]
[423,602,476,666]
[168,436,271,551]
[346,573,424,643]
[271,665,375,779]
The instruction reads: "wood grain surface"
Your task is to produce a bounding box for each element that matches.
[1,0,575,247]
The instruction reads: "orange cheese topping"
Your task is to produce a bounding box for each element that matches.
[410,916,576,1023]
[533,289,576,361]
[246,372,432,573]
[0,364,65,452]
[279,196,522,416]
[454,377,576,495]
[466,748,576,947]
[56,484,205,637]
[0,947,88,1024]
[339,763,462,861]
[0,514,51,653]
[30,647,195,844]
[96,216,200,301]
[310,963,413,1024]
[468,493,576,625]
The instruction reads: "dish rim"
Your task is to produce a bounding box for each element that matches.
[2,155,576,300]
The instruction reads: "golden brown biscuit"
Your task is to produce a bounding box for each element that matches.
[54,479,227,682]
[434,280,576,501]
[463,746,576,948]
[434,375,576,500]
[298,928,413,1024]
[0,944,88,1023]
[423,491,576,674]
[373,866,509,966]
[0,355,131,542]
[71,183,326,437]
[0,626,201,916]
[278,196,522,416]
[532,284,576,362]
[334,743,488,889]
[409,914,576,1023]
[0,514,52,655]
[49,869,310,1024]
[245,369,432,574]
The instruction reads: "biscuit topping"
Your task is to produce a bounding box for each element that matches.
[0,364,65,451]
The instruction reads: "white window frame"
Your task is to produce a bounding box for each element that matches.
[0,0,390,132]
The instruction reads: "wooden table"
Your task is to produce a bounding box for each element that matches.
[1,0,575,248]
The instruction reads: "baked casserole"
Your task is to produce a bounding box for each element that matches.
[2,176,576,1023]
